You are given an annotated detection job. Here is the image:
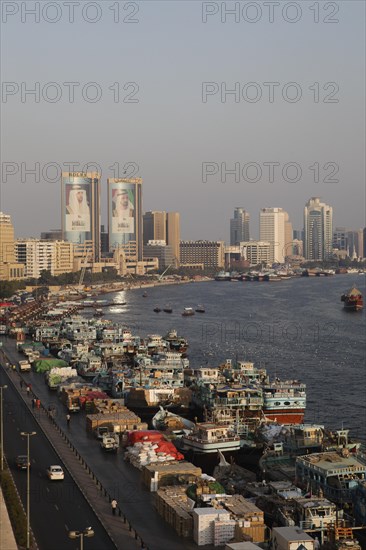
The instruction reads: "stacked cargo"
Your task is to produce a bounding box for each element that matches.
[86,411,147,433]
[193,509,232,546]
[46,367,78,390]
[214,520,236,547]
[142,461,202,492]
[125,431,184,469]
[59,384,99,413]
[155,486,193,538]
[211,495,266,543]
[125,441,168,469]
[86,398,126,415]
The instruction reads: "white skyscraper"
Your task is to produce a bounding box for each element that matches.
[259,207,288,264]
[304,197,333,260]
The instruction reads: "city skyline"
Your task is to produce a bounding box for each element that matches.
[1,2,364,240]
[5,194,364,246]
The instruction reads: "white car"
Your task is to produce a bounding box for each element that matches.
[47,465,64,481]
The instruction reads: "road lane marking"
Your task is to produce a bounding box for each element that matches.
[54,504,59,511]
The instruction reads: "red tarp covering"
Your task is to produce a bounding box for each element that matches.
[127,431,184,460]
[128,431,164,445]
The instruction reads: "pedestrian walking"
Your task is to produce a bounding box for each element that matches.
[36,399,41,410]
[32,398,36,409]
[20,380,23,389]
[26,385,30,397]
[66,413,71,426]
[111,499,117,516]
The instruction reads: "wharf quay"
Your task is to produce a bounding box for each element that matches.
[0,339,214,550]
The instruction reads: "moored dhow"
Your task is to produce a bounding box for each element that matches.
[177,422,241,454]
[341,286,363,311]
[261,379,306,424]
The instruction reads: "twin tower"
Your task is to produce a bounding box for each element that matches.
[61,172,142,262]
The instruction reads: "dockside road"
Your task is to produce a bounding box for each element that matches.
[0,338,215,550]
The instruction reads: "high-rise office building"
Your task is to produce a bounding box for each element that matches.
[166,212,180,266]
[143,211,180,266]
[347,229,364,259]
[230,208,250,245]
[259,207,288,264]
[304,197,333,260]
[332,227,348,251]
[0,212,24,280]
[143,211,166,243]
[61,172,101,261]
[108,178,143,260]
[284,212,293,257]
[100,225,109,256]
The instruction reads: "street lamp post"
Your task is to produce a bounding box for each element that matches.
[68,527,94,550]
[20,431,36,550]
[0,385,8,471]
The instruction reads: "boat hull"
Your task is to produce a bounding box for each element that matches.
[262,410,305,424]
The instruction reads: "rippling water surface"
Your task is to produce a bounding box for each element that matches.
[101,275,366,441]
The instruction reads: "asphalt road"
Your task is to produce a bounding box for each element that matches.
[0,362,116,550]
[0,337,214,550]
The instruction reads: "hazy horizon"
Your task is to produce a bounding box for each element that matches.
[1,1,365,241]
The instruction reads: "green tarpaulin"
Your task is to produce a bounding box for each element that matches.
[33,359,68,373]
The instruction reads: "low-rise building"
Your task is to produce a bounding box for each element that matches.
[15,239,74,278]
[239,241,271,266]
[180,241,225,269]
[143,240,174,269]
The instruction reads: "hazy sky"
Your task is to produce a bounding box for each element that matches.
[1,0,365,240]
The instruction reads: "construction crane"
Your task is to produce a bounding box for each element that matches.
[158,257,178,281]
[77,250,92,291]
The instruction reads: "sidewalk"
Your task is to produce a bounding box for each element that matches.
[2,359,143,550]
[0,485,17,550]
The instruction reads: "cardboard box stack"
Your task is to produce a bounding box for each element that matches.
[60,384,98,405]
[193,508,232,546]
[86,410,147,433]
[87,398,126,414]
[225,543,263,550]
[142,461,202,492]
[155,486,194,538]
[214,520,236,547]
[212,495,266,543]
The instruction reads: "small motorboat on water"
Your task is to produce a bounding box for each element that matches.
[195,305,205,313]
[93,308,103,317]
[142,291,148,298]
[182,307,195,316]
[163,305,173,313]
[153,306,161,313]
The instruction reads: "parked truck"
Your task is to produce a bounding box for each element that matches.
[100,433,119,452]
[18,360,31,372]
[66,396,80,413]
